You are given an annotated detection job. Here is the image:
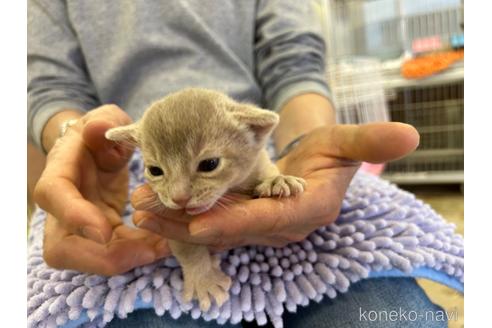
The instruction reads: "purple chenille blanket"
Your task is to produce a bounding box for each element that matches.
[27,152,464,328]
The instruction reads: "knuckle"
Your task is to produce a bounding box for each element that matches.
[264,234,303,248]
[207,231,226,246]
[318,215,335,227]
[284,232,307,243]
[99,104,133,125]
[33,179,49,206]
[98,251,123,276]
[270,240,290,248]
[103,104,122,113]
[101,247,133,276]
[210,244,231,253]
[61,204,80,227]
[42,245,63,270]
[291,235,306,243]
[315,208,339,226]
[99,262,121,276]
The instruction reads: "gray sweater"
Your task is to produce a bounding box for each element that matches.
[28,0,331,150]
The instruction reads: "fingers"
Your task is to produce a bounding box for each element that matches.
[35,104,135,243]
[35,104,138,244]
[35,136,114,243]
[133,211,192,241]
[133,210,225,247]
[312,122,419,163]
[131,184,190,222]
[133,188,321,248]
[187,197,304,245]
[131,184,163,214]
[35,176,113,243]
[184,175,351,248]
[43,215,170,276]
[82,105,135,172]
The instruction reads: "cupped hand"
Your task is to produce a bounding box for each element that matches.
[34,105,169,275]
[131,122,419,251]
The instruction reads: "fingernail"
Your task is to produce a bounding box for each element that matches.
[82,226,106,244]
[137,218,161,234]
[189,225,220,239]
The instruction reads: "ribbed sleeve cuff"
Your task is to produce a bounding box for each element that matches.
[30,101,87,152]
[269,81,334,113]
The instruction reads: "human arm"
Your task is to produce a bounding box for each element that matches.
[274,93,336,152]
[253,0,336,152]
[28,0,100,151]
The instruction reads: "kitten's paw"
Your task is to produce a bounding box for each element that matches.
[182,258,231,311]
[254,175,306,198]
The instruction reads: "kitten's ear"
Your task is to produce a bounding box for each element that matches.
[231,104,279,144]
[105,122,140,145]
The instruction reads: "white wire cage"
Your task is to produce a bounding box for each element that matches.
[321,0,464,184]
[323,0,463,59]
[321,0,390,125]
[383,81,463,183]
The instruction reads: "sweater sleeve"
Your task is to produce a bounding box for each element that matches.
[254,0,332,112]
[28,0,100,150]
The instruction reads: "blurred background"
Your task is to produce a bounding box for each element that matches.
[27,0,464,326]
[319,0,464,326]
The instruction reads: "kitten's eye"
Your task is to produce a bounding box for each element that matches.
[198,158,220,172]
[148,166,164,176]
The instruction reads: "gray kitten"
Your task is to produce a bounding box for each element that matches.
[106,88,305,311]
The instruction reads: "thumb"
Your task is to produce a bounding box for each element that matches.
[82,105,135,172]
[321,122,420,163]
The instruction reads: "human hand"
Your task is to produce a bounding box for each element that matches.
[131,122,419,250]
[34,105,169,275]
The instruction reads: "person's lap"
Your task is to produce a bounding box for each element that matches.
[107,277,447,328]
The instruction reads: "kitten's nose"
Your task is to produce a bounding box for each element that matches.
[172,195,191,208]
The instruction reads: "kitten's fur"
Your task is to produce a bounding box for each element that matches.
[106,88,305,311]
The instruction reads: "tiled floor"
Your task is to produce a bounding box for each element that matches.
[402,184,464,328]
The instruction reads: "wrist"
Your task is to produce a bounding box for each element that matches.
[275,134,306,160]
[273,93,336,152]
[41,110,84,153]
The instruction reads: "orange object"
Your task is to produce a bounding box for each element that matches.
[401,49,464,79]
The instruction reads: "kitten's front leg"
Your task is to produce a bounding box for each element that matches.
[168,240,231,311]
[253,150,306,198]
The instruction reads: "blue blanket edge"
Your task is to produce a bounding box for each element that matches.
[64,267,463,328]
[369,267,464,293]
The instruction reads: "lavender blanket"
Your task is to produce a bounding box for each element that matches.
[27,153,464,328]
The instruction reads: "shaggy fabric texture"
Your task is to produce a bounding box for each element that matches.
[27,153,464,328]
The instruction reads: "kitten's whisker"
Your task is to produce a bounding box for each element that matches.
[219,196,237,204]
[140,196,161,207]
[221,193,250,202]
[219,194,251,207]
[110,139,138,151]
[219,198,233,205]
[215,200,231,213]
[224,193,244,200]
[138,198,168,213]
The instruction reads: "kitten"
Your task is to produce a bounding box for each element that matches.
[106,88,305,311]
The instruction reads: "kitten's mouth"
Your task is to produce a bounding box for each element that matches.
[185,203,214,216]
